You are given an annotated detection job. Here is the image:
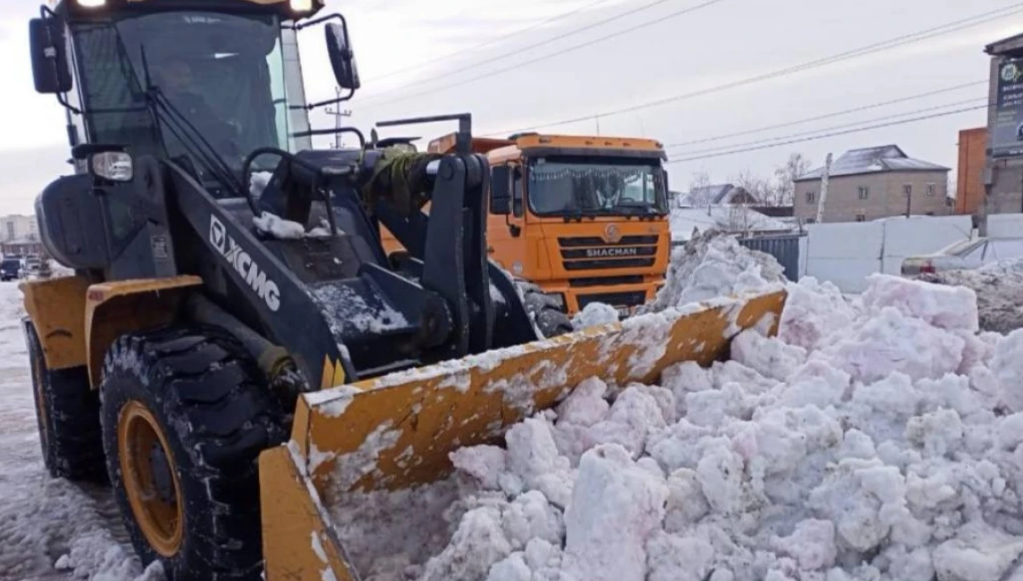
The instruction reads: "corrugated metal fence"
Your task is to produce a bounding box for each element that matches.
[738,234,803,282]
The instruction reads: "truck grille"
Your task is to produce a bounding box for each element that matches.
[577,291,648,309]
[568,275,644,287]
[558,236,658,271]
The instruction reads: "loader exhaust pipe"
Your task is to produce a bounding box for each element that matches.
[186,294,304,402]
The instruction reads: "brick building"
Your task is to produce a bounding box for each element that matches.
[793,145,950,223]
[957,127,987,216]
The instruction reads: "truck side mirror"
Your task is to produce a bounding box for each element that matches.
[29,18,72,94]
[491,165,511,215]
[325,22,361,91]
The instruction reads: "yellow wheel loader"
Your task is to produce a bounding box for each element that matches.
[21,1,787,579]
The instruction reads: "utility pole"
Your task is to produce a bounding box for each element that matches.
[815,153,832,224]
[324,87,351,149]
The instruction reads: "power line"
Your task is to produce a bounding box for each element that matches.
[665,103,989,164]
[489,4,1023,136]
[667,96,988,156]
[364,0,617,83]
[357,0,726,108]
[664,79,987,149]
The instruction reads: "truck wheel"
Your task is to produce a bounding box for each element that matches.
[518,285,573,338]
[25,320,106,483]
[99,326,285,581]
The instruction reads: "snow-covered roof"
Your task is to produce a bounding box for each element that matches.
[794,145,949,182]
[677,184,757,206]
[670,207,791,241]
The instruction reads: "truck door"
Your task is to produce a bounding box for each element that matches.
[487,163,526,274]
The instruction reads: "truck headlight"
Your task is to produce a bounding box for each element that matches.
[91,151,133,182]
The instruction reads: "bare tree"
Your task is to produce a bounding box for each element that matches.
[772,152,811,207]
[686,169,713,207]
[733,168,776,206]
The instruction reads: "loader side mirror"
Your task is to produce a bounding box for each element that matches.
[29,18,72,94]
[326,22,361,91]
[490,165,511,215]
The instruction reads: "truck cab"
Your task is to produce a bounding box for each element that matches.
[383,132,671,316]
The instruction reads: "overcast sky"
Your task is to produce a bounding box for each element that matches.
[0,0,1019,215]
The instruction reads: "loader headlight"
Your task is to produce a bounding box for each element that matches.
[76,0,106,7]
[90,151,133,182]
[289,0,314,12]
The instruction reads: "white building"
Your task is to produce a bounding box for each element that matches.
[0,215,38,243]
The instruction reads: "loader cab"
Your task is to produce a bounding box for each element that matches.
[28,0,360,279]
[31,0,320,185]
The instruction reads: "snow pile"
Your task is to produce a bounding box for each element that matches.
[571,302,620,330]
[641,230,786,314]
[917,266,1023,334]
[330,274,1023,581]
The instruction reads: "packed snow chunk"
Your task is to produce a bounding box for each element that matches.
[777,359,850,409]
[695,441,746,515]
[771,519,838,570]
[419,506,513,581]
[861,274,979,333]
[451,445,507,491]
[932,521,1023,581]
[500,490,564,550]
[584,385,668,457]
[253,211,308,239]
[250,170,272,199]
[641,230,785,313]
[561,444,669,581]
[905,408,964,458]
[991,329,1023,412]
[504,418,573,508]
[730,328,807,382]
[662,360,714,416]
[485,553,531,581]
[663,468,711,531]
[555,377,609,427]
[646,530,715,581]
[572,302,620,330]
[807,458,910,552]
[818,307,965,384]
[778,277,856,351]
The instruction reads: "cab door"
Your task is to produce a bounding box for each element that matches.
[487,163,527,274]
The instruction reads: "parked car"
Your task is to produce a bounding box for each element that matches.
[0,258,22,281]
[901,237,1023,276]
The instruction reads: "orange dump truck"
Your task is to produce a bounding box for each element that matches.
[382,132,671,317]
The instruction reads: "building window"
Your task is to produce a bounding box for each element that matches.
[5,222,13,241]
[856,214,866,222]
[903,184,912,197]
[858,186,869,200]
[927,183,936,197]
[806,191,816,203]
[926,211,935,216]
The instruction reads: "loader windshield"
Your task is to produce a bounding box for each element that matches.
[527,156,668,217]
[70,10,312,183]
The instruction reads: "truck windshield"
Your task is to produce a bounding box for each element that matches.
[527,157,668,217]
[70,11,311,178]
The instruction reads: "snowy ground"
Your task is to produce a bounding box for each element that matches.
[917,260,1023,335]
[0,282,147,581]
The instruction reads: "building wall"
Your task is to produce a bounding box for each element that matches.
[986,51,1023,216]
[957,127,987,216]
[794,171,949,223]
[0,215,37,243]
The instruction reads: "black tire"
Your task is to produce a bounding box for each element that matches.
[25,320,107,483]
[99,326,285,581]
[518,283,573,338]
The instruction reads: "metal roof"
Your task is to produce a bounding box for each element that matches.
[794,145,949,182]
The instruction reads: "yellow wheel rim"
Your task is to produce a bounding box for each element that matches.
[117,400,184,557]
